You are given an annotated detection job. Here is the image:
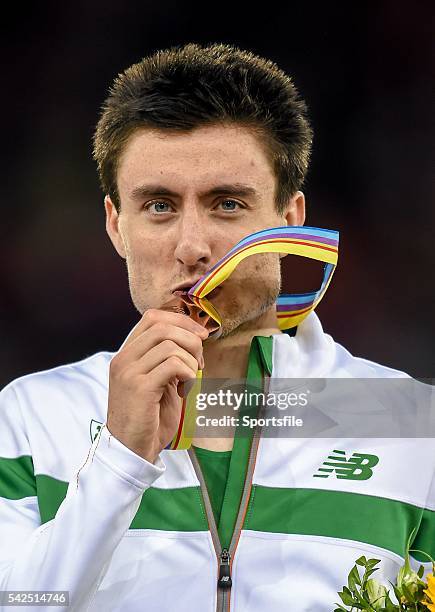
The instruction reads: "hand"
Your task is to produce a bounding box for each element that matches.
[106,308,209,464]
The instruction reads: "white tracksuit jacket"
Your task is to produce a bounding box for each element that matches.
[0,312,434,611]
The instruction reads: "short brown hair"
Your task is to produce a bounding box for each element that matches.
[92,43,313,213]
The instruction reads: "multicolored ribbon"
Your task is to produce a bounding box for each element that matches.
[189,225,338,329]
[165,225,339,450]
[164,370,203,450]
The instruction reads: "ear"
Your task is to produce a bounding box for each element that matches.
[282,191,306,227]
[279,191,306,258]
[104,195,127,259]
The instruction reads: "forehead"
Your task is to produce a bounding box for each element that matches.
[116,123,276,196]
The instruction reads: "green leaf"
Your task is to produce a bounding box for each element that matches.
[388,581,404,607]
[401,581,416,604]
[338,589,357,606]
[366,558,382,568]
[383,591,399,611]
[365,568,379,580]
[356,556,368,567]
[417,564,425,579]
[362,563,380,591]
[348,565,362,592]
[342,586,353,596]
[366,578,388,610]
[352,591,370,609]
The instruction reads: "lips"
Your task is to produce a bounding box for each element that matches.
[171,280,223,301]
[173,287,221,300]
[171,279,202,294]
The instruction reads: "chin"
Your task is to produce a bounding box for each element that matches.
[218,311,260,339]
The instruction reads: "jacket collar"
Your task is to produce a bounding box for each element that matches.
[253,312,336,378]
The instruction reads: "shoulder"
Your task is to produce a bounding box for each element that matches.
[1,351,116,403]
[314,311,413,378]
[272,313,413,379]
[331,339,412,379]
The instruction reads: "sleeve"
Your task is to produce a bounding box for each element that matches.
[0,381,166,611]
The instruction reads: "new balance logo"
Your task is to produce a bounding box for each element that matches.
[313,450,379,480]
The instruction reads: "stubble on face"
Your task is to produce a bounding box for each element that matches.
[123,246,157,315]
[209,252,282,339]
[112,124,295,334]
[125,239,282,338]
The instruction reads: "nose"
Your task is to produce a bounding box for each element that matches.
[173,207,212,267]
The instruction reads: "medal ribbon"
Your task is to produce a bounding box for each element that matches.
[165,225,339,450]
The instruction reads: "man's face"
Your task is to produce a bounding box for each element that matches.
[105,123,305,337]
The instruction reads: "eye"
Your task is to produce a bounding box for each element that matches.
[218,199,243,212]
[145,200,173,214]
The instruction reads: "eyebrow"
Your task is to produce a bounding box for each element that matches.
[129,183,260,201]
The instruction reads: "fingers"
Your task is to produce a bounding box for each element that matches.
[122,309,209,349]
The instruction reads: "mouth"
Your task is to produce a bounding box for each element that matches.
[171,279,202,294]
[165,285,223,339]
[171,278,222,299]
[172,286,222,301]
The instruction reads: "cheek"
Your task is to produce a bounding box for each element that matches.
[125,232,166,265]
[124,235,175,301]
[212,254,280,310]
[247,253,281,281]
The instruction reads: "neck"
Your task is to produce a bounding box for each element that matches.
[202,306,281,380]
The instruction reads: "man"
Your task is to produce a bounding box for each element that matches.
[0,43,433,611]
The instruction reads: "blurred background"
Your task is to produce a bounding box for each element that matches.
[1,1,434,387]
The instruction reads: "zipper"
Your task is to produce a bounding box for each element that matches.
[218,548,232,588]
[187,372,271,612]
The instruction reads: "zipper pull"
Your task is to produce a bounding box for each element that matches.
[218,548,232,589]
